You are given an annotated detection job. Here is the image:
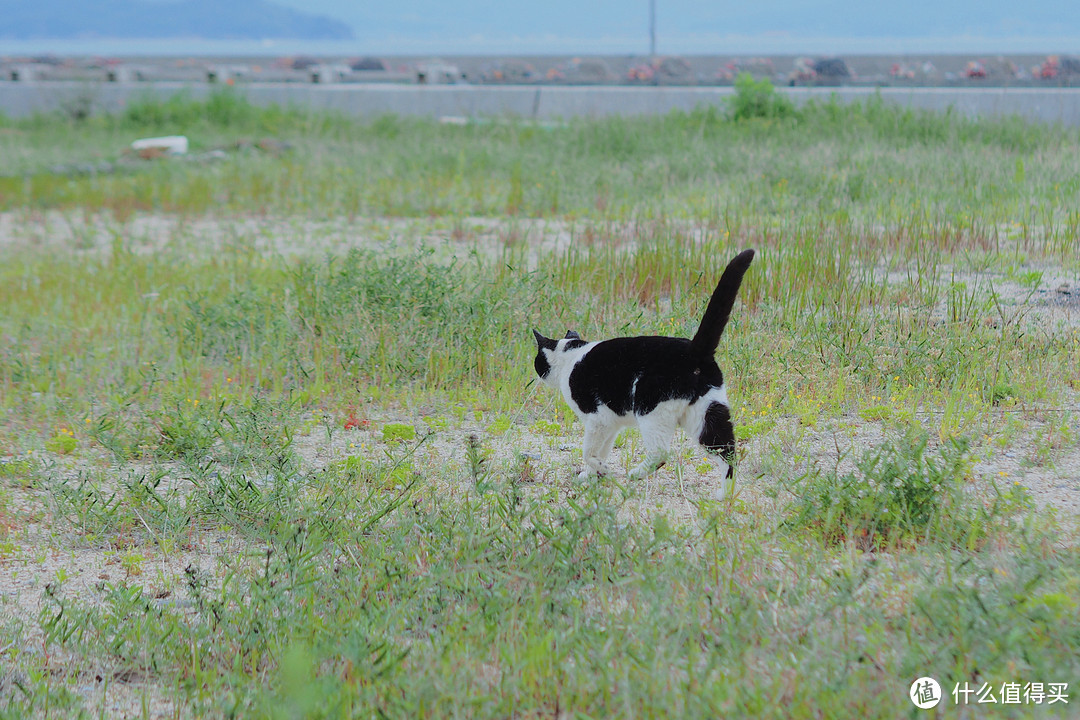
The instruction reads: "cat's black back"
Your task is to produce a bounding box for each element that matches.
[569,336,724,415]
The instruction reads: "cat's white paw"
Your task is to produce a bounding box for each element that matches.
[576,469,598,483]
[714,474,735,500]
[628,457,666,481]
[588,460,611,476]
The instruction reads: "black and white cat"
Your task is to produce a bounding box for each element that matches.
[533,248,755,486]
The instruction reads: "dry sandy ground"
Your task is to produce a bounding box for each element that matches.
[1,210,1079,717]
[0,210,578,266]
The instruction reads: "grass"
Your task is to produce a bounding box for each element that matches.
[2,84,1079,228]
[1,86,1079,718]
[783,430,1035,550]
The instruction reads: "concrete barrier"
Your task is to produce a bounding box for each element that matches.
[3,81,1080,126]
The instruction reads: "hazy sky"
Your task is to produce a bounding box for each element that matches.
[273,0,1080,54]
[4,0,1078,55]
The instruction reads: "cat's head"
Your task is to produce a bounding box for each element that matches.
[532,329,584,385]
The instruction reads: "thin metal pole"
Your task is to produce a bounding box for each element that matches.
[650,0,656,56]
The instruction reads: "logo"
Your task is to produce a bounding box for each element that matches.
[911,677,942,709]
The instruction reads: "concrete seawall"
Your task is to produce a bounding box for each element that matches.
[3,82,1080,126]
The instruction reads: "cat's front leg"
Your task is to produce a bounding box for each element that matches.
[628,454,668,481]
[578,422,617,481]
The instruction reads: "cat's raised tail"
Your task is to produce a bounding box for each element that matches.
[690,248,756,358]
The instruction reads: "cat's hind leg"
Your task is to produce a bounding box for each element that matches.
[697,401,735,469]
[697,401,736,496]
[578,420,618,482]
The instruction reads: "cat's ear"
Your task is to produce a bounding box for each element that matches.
[533,329,557,351]
[564,330,582,340]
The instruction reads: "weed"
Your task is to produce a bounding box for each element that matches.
[120,551,145,577]
[785,431,1026,549]
[858,404,892,422]
[735,417,775,441]
[486,415,513,435]
[530,420,562,436]
[382,423,416,444]
[465,433,493,490]
[730,73,797,121]
[0,458,36,488]
[1027,417,1077,466]
[157,400,221,459]
[330,455,413,490]
[44,428,77,455]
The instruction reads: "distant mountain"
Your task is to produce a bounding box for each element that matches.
[0,0,354,40]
